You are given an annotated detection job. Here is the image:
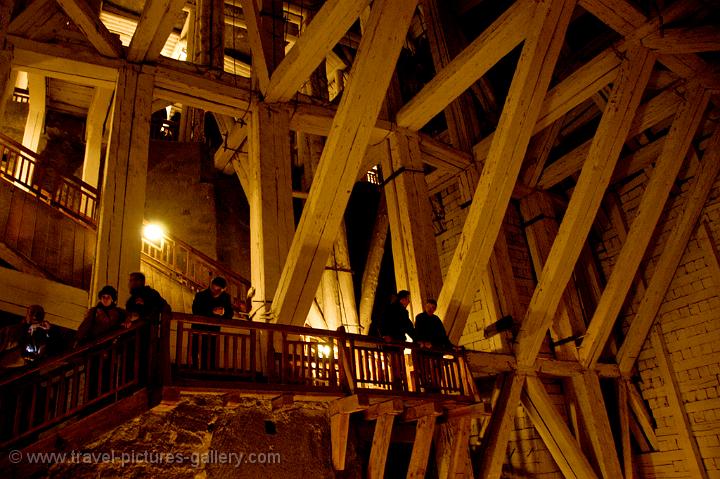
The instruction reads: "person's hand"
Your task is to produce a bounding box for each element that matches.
[212,307,225,316]
[382,335,394,343]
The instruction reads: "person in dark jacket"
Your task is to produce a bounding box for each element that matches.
[75,286,130,346]
[414,299,453,349]
[377,290,415,342]
[126,272,169,325]
[19,305,62,365]
[191,277,233,369]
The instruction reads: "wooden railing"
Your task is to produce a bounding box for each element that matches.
[0,132,98,227]
[0,322,150,449]
[170,313,477,399]
[141,229,251,313]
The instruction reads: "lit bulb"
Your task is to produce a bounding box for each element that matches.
[143,223,165,242]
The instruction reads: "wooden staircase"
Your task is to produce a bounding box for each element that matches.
[0,132,250,313]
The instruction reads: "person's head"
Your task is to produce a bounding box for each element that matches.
[424,299,437,315]
[209,277,227,297]
[397,290,411,308]
[128,272,146,291]
[98,285,118,307]
[25,305,45,325]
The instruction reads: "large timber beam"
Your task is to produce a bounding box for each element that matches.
[396,0,532,131]
[55,0,123,58]
[514,45,656,367]
[436,0,576,343]
[271,0,418,326]
[617,125,720,374]
[522,376,599,479]
[127,0,186,62]
[578,84,710,368]
[264,0,371,102]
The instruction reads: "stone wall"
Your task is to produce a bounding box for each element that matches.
[47,394,363,479]
[146,141,218,263]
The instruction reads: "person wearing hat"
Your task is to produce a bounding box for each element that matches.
[75,286,130,347]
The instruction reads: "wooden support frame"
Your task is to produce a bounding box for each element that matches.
[127,0,186,62]
[617,124,720,374]
[272,0,419,326]
[579,84,710,368]
[55,0,123,58]
[514,45,656,367]
[330,394,369,470]
[264,0,371,102]
[522,376,599,479]
[407,414,436,479]
[437,0,577,343]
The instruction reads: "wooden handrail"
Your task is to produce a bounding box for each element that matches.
[169,313,475,399]
[0,321,151,448]
[0,132,98,227]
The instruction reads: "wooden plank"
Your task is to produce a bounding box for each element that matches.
[579,84,710,368]
[127,0,186,62]
[383,130,443,317]
[437,0,577,342]
[265,0,371,102]
[642,26,720,54]
[650,325,709,479]
[476,372,525,479]
[522,376,599,479]
[396,0,532,130]
[237,0,273,92]
[514,45,656,367]
[271,0,419,326]
[627,381,659,451]
[7,0,53,36]
[368,413,395,479]
[358,194,388,333]
[446,415,472,478]
[406,414,436,479]
[55,0,123,57]
[617,124,720,373]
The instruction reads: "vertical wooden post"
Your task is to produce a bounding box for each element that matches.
[0,0,14,122]
[91,65,154,303]
[82,87,114,188]
[248,101,294,319]
[22,73,46,153]
[368,414,395,479]
[359,194,389,333]
[383,130,443,318]
[407,414,436,479]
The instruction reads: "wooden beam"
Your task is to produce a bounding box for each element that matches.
[618,378,634,478]
[248,101,294,318]
[446,415,472,478]
[237,0,273,92]
[127,0,186,62]
[407,415,436,479]
[55,0,123,57]
[7,0,52,35]
[330,394,369,470]
[364,399,404,420]
[383,130,443,318]
[214,118,248,170]
[522,376,599,479]
[538,86,683,189]
[396,0,533,130]
[514,45,656,367]
[153,58,252,115]
[476,372,525,479]
[471,45,623,165]
[650,325,709,479]
[265,0,371,102]
[22,72,46,153]
[358,194,388,333]
[569,371,623,477]
[271,0,418,326]
[579,84,710,368]
[617,124,720,373]
[437,0,577,343]
[642,26,720,54]
[92,65,155,302]
[627,379,659,450]
[368,412,395,479]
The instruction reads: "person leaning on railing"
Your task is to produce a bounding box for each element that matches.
[191,277,233,369]
[74,286,131,348]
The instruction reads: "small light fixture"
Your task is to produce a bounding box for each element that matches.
[143,223,165,242]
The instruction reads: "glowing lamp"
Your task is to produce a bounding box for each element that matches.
[143,223,165,242]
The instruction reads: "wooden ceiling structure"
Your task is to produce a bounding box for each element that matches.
[1,0,720,477]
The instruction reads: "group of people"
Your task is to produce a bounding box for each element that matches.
[0,272,238,372]
[370,290,455,350]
